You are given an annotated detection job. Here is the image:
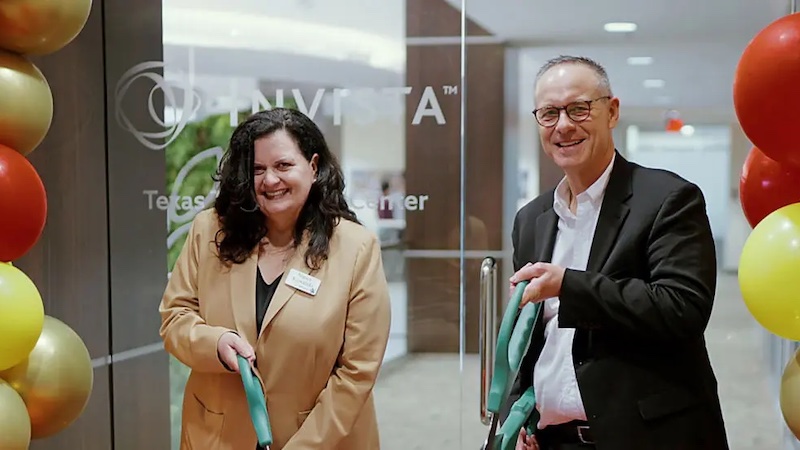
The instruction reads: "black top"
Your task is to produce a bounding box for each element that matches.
[256,267,282,335]
[255,268,282,450]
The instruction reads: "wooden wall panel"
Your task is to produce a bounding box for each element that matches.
[103,0,172,446]
[111,353,171,449]
[407,0,492,37]
[104,0,168,355]
[405,0,505,353]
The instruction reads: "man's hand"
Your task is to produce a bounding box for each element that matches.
[515,427,539,450]
[217,331,255,373]
[509,262,566,306]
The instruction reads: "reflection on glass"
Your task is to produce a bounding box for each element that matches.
[159,1,469,449]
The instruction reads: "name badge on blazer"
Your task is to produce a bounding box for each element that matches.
[286,269,321,296]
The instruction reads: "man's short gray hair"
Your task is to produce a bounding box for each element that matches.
[534,55,613,97]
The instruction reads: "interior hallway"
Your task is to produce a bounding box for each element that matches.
[372,272,792,450]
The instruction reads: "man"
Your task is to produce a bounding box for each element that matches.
[508,56,729,450]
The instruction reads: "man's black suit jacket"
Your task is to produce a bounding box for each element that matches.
[506,152,729,450]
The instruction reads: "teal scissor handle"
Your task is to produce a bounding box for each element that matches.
[237,354,273,448]
[486,280,541,450]
[491,387,537,450]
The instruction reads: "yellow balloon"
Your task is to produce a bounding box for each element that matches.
[0,48,53,156]
[781,348,800,440]
[738,202,800,340]
[0,379,31,450]
[0,316,93,439]
[0,263,44,371]
[0,0,93,55]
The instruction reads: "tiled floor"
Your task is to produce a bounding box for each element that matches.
[373,272,798,450]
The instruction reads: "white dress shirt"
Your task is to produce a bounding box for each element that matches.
[533,153,615,429]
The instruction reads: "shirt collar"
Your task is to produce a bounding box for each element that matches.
[553,152,616,214]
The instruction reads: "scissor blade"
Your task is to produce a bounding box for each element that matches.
[483,414,499,450]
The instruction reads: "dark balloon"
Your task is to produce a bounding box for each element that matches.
[739,146,800,228]
[0,143,47,262]
[733,13,800,169]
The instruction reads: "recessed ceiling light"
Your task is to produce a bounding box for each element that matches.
[627,56,653,65]
[643,79,665,88]
[604,22,637,33]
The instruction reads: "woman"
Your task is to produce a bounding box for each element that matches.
[159,108,392,450]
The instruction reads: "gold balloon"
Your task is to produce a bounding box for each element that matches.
[781,348,800,439]
[0,316,93,439]
[0,0,93,55]
[0,49,53,156]
[0,379,31,450]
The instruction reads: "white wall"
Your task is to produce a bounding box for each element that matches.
[626,125,731,244]
[722,122,753,272]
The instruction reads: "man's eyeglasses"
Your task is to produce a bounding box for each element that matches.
[532,96,611,127]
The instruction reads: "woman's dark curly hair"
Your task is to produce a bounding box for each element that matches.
[212,108,359,270]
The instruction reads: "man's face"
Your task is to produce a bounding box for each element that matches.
[534,63,620,174]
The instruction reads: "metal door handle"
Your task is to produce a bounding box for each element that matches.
[479,257,498,425]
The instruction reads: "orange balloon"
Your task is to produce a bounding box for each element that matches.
[733,12,800,168]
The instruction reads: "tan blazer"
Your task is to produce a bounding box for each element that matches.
[159,208,391,450]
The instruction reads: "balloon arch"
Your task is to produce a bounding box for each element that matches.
[733,6,800,442]
[0,0,94,448]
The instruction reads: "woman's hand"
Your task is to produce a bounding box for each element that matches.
[216,331,255,373]
[515,427,539,450]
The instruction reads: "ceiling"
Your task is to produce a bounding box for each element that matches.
[161,0,791,123]
[448,0,788,45]
[451,0,790,118]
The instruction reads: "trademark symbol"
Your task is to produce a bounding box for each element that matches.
[443,85,458,95]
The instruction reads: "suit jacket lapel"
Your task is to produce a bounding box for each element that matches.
[535,208,559,263]
[586,153,633,273]
[230,251,259,346]
[526,205,558,350]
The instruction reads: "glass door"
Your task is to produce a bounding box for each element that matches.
[155,0,495,448]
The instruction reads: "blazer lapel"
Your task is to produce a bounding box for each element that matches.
[230,250,259,346]
[586,154,633,273]
[227,233,315,346]
[257,233,313,338]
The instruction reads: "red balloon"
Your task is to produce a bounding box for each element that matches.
[733,12,800,169]
[0,143,47,261]
[740,146,800,228]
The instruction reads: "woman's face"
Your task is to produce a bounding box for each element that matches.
[253,129,317,227]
